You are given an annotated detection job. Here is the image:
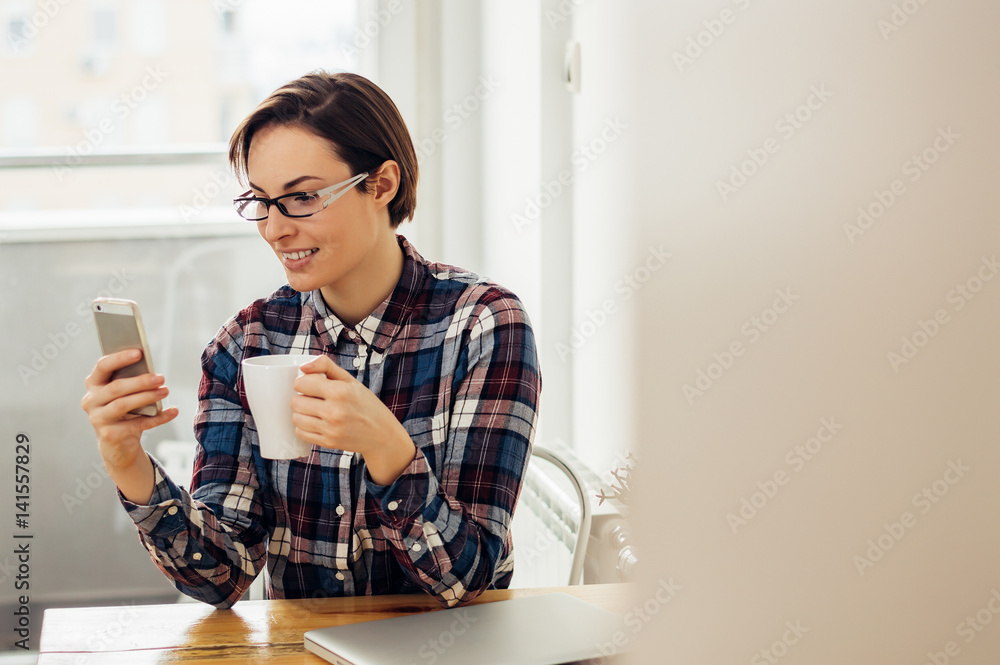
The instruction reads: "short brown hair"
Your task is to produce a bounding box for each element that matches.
[229,71,418,227]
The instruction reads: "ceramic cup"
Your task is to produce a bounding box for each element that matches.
[241,354,321,459]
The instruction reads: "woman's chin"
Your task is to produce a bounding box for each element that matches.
[284,274,319,293]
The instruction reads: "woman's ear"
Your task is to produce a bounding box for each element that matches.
[371,161,400,208]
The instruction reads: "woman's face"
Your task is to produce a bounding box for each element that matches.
[246,123,387,296]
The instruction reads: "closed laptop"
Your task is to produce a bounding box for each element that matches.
[304,592,627,665]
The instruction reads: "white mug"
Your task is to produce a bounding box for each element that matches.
[241,354,322,459]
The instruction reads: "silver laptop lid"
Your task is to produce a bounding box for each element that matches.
[304,592,626,665]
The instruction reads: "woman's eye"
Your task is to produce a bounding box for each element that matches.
[293,193,318,204]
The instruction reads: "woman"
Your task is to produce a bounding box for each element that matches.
[81,72,541,609]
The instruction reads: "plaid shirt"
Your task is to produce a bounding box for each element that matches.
[123,237,540,609]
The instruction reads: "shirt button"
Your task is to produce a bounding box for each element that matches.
[192,552,202,561]
[335,505,345,516]
[167,506,178,515]
[412,543,422,552]
[387,501,399,511]
[336,572,345,581]
[353,357,363,368]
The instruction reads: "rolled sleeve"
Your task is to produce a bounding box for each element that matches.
[366,449,436,525]
[120,455,187,536]
[115,323,269,609]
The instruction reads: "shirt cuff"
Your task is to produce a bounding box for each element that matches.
[365,447,438,526]
[119,454,187,537]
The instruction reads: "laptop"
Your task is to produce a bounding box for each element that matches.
[303,592,628,665]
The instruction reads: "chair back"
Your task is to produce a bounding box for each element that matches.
[510,446,593,586]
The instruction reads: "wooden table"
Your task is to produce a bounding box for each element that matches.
[38,583,634,663]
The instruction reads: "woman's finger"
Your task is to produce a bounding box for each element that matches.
[137,407,180,431]
[85,349,143,388]
[102,373,165,405]
[90,386,170,425]
[299,355,354,381]
[83,372,165,417]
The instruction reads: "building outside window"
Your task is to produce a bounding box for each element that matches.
[0,0,361,223]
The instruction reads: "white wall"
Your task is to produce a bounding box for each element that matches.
[0,231,283,610]
[567,3,641,475]
[579,1,1000,662]
[381,1,569,450]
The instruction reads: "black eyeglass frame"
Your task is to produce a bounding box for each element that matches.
[232,172,370,221]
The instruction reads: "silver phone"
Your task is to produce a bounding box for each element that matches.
[92,298,162,417]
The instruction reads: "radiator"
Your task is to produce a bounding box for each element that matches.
[509,444,635,588]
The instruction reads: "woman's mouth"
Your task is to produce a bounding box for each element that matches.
[281,248,318,260]
[280,247,319,268]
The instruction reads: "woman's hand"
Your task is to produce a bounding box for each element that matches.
[81,349,179,503]
[292,355,416,485]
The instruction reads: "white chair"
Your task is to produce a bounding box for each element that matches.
[247,445,594,598]
[510,446,593,587]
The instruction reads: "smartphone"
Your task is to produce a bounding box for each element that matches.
[92,298,162,417]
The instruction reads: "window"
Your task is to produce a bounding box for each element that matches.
[4,0,35,58]
[0,0,362,228]
[132,97,169,144]
[220,8,237,36]
[93,7,117,49]
[130,0,167,56]
[2,97,37,147]
[7,17,27,44]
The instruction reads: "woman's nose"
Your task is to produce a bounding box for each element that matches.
[258,206,296,242]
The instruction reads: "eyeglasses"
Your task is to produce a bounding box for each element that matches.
[232,172,369,221]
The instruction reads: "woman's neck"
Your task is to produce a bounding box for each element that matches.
[320,234,404,329]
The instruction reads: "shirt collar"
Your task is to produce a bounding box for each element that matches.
[309,235,425,353]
